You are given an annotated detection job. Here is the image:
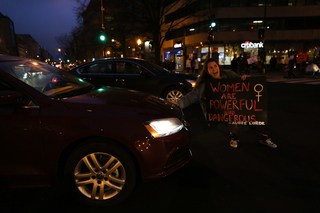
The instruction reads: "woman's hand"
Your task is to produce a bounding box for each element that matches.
[167,100,179,107]
[241,74,250,80]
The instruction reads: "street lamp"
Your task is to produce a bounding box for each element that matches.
[137,39,142,58]
[57,48,62,64]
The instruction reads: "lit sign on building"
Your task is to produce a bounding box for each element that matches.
[241,41,264,49]
[174,42,182,48]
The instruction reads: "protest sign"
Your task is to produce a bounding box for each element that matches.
[247,56,258,64]
[205,76,267,125]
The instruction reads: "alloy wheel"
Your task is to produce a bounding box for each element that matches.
[74,152,126,200]
[166,90,184,102]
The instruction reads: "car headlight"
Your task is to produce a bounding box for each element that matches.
[186,79,196,87]
[144,118,184,138]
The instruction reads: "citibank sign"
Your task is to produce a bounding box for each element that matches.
[241,41,264,49]
[174,42,182,48]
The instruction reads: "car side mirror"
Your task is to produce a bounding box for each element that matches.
[0,91,24,105]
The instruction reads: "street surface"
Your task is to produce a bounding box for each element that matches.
[1,72,319,213]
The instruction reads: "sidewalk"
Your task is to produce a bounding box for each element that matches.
[247,70,286,79]
[175,68,319,79]
[247,69,319,79]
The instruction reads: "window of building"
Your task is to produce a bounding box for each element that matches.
[165,16,320,41]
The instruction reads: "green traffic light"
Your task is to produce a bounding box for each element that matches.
[100,35,106,41]
[210,22,216,28]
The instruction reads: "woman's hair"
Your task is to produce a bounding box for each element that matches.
[195,58,221,87]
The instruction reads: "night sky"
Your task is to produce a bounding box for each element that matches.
[0,0,79,60]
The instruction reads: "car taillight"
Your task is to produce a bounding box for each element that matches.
[52,77,59,83]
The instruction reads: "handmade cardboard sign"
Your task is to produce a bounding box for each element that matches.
[205,76,267,125]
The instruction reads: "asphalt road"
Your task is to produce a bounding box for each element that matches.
[1,82,320,213]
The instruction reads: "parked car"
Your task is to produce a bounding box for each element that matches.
[0,56,192,207]
[69,58,197,102]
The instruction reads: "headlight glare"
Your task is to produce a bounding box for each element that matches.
[186,79,196,87]
[144,118,184,138]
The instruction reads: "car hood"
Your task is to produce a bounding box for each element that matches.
[61,86,181,118]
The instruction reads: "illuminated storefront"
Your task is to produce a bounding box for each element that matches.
[161,2,320,71]
[164,42,184,70]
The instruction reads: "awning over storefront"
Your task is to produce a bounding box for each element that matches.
[170,47,183,54]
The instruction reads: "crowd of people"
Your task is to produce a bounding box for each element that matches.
[231,54,266,75]
[160,57,200,74]
[159,60,176,72]
[231,54,251,75]
[231,53,301,78]
[186,57,199,74]
[161,53,318,78]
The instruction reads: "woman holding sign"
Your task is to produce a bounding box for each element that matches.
[175,58,277,149]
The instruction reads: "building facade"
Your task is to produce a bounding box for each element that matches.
[0,13,18,56]
[161,0,320,71]
[0,13,53,62]
[16,34,39,59]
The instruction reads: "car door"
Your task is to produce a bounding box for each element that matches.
[0,79,46,187]
[113,61,161,95]
[76,61,115,87]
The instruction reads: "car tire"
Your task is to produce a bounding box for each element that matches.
[64,140,137,207]
[164,87,186,102]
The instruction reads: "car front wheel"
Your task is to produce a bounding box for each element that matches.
[164,87,186,102]
[64,140,137,207]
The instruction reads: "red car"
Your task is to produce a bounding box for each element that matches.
[0,56,192,206]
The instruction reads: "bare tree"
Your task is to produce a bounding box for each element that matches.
[104,0,138,57]
[133,0,194,64]
[55,0,89,62]
[68,0,196,62]
[71,0,138,58]
[55,33,73,52]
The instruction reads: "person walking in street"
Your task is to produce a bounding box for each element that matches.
[270,55,277,72]
[186,58,191,74]
[173,58,277,149]
[231,54,238,73]
[287,55,296,79]
[256,56,263,74]
[244,55,250,75]
[237,54,245,74]
[195,58,199,74]
[191,57,196,74]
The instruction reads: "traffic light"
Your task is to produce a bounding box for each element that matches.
[210,21,216,28]
[100,34,106,41]
[207,31,214,41]
[209,14,216,30]
[258,29,265,39]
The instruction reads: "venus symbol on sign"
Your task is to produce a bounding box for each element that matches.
[254,84,263,102]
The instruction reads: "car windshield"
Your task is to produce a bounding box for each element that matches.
[138,60,171,74]
[0,59,93,98]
